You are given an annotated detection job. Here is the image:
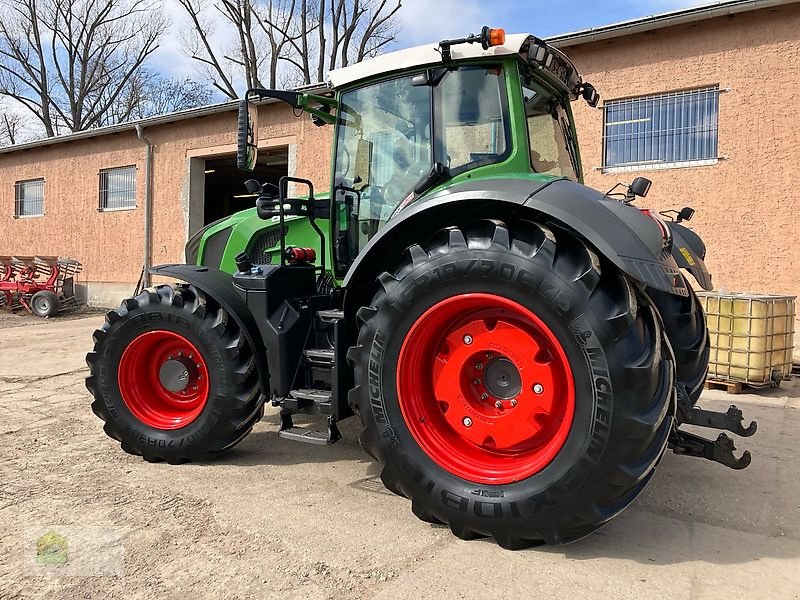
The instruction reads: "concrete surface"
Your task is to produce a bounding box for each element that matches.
[1,314,799,599]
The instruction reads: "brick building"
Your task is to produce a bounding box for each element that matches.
[0,0,797,344]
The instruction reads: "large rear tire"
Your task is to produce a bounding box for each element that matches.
[86,285,264,463]
[348,221,674,548]
[647,281,709,404]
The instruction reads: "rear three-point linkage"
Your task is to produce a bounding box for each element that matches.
[670,383,757,470]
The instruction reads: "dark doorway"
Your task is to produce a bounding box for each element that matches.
[203,147,289,226]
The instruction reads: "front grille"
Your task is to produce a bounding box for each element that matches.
[248,226,286,263]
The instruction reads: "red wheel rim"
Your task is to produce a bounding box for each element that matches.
[117,330,210,430]
[397,294,575,484]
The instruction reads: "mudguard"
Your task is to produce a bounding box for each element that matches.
[343,178,690,301]
[148,264,270,393]
[668,221,713,290]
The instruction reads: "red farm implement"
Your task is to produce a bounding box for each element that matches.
[0,256,82,317]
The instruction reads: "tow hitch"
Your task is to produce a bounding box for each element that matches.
[670,384,757,470]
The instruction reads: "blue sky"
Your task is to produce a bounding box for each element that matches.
[152,0,709,80]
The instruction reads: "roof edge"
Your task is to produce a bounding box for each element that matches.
[546,0,799,47]
[0,83,329,156]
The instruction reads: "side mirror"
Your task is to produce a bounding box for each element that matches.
[237,98,259,171]
[582,83,600,108]
[630,177,652,198]
[677,206,695,223]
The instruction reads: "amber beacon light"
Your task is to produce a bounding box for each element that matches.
[482,27,506,48]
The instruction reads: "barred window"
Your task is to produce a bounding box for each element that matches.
[603,86,720,171]
[99,165,137,210]
[14,179,45,217]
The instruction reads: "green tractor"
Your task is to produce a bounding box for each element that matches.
[87,28,757,549]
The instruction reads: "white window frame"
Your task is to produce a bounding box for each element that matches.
[99,165,137,211]
[14,178,46,218]
[602,86,721,173]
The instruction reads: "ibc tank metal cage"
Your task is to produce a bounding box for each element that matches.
[697,292,796,387]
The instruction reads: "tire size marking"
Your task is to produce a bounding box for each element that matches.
[399,258,572,318]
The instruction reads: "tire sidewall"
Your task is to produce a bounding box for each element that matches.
[361,246,622,528]
[95,300,233,454]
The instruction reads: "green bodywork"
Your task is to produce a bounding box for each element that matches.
[190,52,585,283]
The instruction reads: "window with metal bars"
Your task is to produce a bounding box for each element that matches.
[99,165,137,210]
[603,86,720,171]
[14,179,45,217]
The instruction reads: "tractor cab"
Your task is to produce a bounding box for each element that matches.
[236,28,600,278]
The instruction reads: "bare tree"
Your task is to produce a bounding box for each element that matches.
[0,110,25,145]
[178,0,260,99]
[0,0,166,136]
[178,0,401,95]
[95,71,214,126]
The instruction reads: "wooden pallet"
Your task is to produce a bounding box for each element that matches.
[792,362,800,376]
[704,379,744,395]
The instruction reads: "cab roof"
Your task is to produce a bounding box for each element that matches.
[328,33,533,89]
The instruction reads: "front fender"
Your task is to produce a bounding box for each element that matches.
[149,264,270,394]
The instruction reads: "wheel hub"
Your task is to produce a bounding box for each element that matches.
[158,358,197,393]
[482,357,522,400]
[397,293,576,485]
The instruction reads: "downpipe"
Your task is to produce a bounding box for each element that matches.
[135,124,154,288]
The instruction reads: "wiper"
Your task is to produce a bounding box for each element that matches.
[414,162,450,196]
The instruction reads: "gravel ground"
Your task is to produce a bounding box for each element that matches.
[1,314,799,599]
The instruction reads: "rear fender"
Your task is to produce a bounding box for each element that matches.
[667,222,713,290]
[342,178,689,317]
[149,264,270,394]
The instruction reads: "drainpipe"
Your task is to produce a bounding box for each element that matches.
[135,124,153,288]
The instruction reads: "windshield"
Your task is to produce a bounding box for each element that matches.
[521,76,579,181]
[335,75,432,215]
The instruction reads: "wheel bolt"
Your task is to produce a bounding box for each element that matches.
[463,417,473,427]
[495,401,503,409]
[481,393,489,401]
[533,383,544,394]
[511,399,518,407]
[473,379,481,386]
[463,335,473,345]
[475,362,483,370]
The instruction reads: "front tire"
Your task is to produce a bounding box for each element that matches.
[86,285,264,463]
[348,221,674,548]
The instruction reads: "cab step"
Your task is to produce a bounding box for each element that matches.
[317,309,344,323]
[279,413,342,445]
[284,388,332,412]
[278,427,332,445]
[303,348,335,365]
